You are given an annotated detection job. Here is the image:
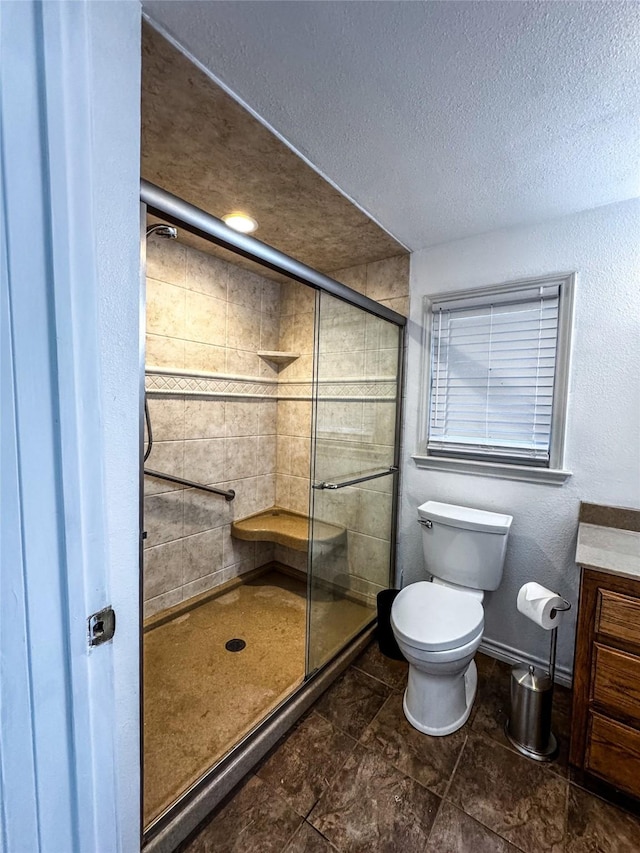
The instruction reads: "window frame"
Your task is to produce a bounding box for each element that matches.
[413,272,576,484]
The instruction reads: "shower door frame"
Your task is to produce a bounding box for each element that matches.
[139,181,406,850]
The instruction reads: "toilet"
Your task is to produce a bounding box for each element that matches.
[391,501,513,736]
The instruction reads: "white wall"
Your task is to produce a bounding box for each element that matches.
[399,199,640,680]
[90,1,142,848]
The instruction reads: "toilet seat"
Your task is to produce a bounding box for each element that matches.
[391,581,484,652]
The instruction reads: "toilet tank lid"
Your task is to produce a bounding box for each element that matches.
[418,501,513,534]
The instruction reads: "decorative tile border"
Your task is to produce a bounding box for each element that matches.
[146,367,397,402]
[146,367,277,399]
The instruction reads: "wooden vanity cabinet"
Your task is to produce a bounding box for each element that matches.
[570,568,640,799]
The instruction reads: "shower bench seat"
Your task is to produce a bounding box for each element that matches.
[231,507,345,552]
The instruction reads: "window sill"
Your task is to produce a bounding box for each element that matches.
[411,453,572,485]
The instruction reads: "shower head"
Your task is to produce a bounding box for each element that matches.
[146,223,178,240]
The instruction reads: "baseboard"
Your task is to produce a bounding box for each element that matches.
[479,636,573,688]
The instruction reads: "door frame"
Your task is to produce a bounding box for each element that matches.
[1,2,141,850]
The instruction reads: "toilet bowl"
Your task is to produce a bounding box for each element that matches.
[391,580,484,735]
[390,500,512,736]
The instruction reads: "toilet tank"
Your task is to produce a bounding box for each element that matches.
[418,501,513,591]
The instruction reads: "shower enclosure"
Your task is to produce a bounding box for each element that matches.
[140,182,405,847]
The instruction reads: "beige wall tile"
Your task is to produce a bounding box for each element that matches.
[294,312,315,355]
[144,491,184,548]
[228,476,257,518]
[377,296,409,317]
[365,347,399,379]
[182,569,230,601]
[186,247,228,300]
[147,396,185,442]
[255,540,275,567]
[225,436,258,480]
[256,436,276,475]
[278,315,297,351]
[143,539,183,599]
[276,474,290,508]
[183,527,224,583]
[183,438,226,484]
[261,280,281,315]
[365,255,410,302]
[227,558,256,580]
[226,347,260,376]
[185,290,226,346]
[331,264,367,295]
[355,489,393,539]
[320,351,365,379]
[183,487,232,536]
[371,401,397,446]
[227,266,263,307]
[144,588,183,620]
[255,474,276,509]
[258,400,277,435]
[276,435,291,475]
[274,544,308,572]
[147,278,186,339]
[347,531,392,586]
[278,400,311,436]
[313,487,358,529]
[290,436,311,478]
[183,340,226,373]
[226,301,261,351]
[365,312,401,351]
[260,312,280,351]
[225,400,259,437]
[146,334,185,369]
[184,398,225,439]
[144,441,184,495]
[146,234,187,286]
[222,526,255,568]
[288,476,310,515]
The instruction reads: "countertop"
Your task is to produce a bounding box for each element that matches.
[576,522,640,581]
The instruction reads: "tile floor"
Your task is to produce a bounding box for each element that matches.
[179,644,640,853]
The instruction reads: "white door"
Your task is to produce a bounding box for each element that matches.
[1,2,141,851]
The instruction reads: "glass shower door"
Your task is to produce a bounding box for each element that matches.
[306,291,402,674]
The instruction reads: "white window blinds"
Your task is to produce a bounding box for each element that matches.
[428,285,560,465]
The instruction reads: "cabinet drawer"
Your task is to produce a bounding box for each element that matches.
[586,712,640,798]
[592,644,640,724]
[596,589,640,648]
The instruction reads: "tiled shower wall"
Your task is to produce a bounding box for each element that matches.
[143,236,410,617]
[274,257,408,594]
[143,235,281,617]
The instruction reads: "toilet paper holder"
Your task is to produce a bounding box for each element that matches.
[505,593,571,761]
[548,596,571,686]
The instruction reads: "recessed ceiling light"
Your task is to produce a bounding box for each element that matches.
[222,212,258,234]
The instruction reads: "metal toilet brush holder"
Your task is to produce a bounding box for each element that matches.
[505,596,571,761]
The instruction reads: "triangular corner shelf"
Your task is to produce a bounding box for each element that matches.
[258,351,300,367]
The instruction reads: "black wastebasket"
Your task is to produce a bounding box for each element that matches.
[376,589,405,661]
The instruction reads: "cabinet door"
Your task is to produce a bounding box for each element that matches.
[586,712,640,799]
[592,644,640,724]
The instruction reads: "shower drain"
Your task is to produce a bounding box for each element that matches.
[225,638,246,652]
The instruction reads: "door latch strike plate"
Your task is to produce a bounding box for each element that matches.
[88,606,116,647]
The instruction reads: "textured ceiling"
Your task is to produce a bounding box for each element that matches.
[141,21,405,276]
[143,0,640,251]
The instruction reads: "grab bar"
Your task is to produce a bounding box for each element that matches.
[313,466,398,490]
[144,469,235,501]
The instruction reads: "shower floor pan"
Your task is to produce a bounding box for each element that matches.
[143,564,370,830]
[231,506,345,552]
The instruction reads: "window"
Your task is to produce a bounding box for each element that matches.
[414,274,575,483]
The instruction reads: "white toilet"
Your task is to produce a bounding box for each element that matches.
[391,501,513,736]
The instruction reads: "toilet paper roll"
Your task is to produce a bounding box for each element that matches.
[517,582,566,630]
